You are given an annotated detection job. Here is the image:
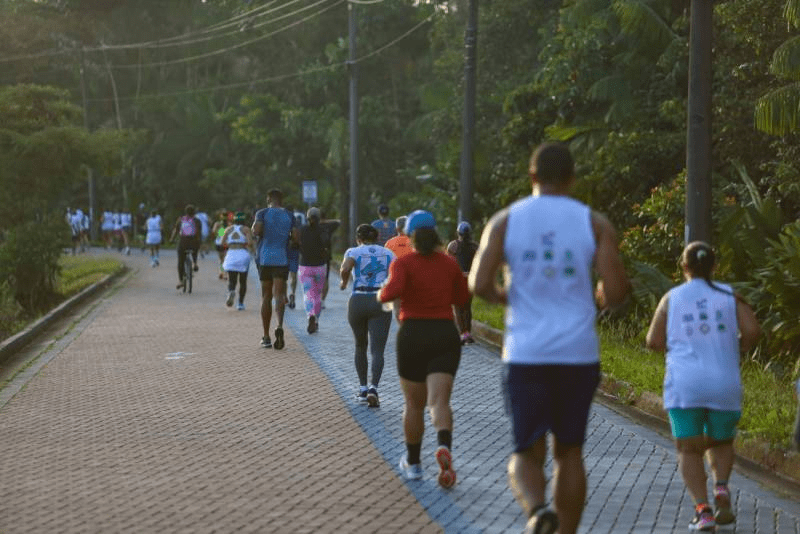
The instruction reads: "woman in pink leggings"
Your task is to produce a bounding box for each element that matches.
[298,207,339,334]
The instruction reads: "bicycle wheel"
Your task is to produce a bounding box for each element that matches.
[186,257,193,293]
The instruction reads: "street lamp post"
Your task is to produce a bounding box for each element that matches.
[685,0,713,244]
[459,0,477,225]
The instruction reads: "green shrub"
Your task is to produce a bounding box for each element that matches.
[0,217,67,312]
[0,280,23,339]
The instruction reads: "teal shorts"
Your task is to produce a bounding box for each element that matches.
[668,408,741,441]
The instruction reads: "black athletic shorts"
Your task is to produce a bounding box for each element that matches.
[258,265,289,281]
[396,319,461,382]
[503,362,600,452]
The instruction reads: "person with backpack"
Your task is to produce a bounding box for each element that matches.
[446,221,479,344]
[170,204,202,290]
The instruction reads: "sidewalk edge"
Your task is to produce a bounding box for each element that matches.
[0,267,127,365]
[470,319,800,499]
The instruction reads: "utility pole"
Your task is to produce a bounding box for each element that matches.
[685,0,712,244]
[458,0,477,225]
[79,47,97,242]
[348,2,359,245]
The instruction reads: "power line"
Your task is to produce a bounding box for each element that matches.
[83,12,436,104]
[108,0,343,70]
[0,0,319,63]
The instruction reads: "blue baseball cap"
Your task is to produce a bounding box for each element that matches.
[457,221,471,235]
[405,210,436,235]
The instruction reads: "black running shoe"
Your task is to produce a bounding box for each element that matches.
[307,315,318,334]
[366,387,379,407]
[260,336,272,349]
[288,294,296,309]
[273,327,285,350]
[524,506,558,534]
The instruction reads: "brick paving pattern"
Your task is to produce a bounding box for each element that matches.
[1,250,799,533]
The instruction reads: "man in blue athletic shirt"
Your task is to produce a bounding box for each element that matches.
[252,188,298,350]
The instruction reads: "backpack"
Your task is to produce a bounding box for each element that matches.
[180,216,197,237]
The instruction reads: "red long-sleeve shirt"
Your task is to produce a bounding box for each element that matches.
[379,251,470,321]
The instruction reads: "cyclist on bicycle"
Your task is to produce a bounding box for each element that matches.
[170,204,202,290]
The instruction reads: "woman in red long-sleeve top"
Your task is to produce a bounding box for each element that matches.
[378,210,470,489]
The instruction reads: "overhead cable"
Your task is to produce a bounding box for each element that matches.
[84,12,436,103]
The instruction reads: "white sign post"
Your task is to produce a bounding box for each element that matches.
[302,180,318,205]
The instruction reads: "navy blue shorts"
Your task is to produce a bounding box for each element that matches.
[503,362,600,452]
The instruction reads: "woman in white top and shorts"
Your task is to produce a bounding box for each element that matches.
[221,212,253,311]
[144,211,163,267]
[646,241,760,531]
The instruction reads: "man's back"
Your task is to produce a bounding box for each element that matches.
[256,207,293,266]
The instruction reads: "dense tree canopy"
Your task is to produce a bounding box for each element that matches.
[3,0,800,367]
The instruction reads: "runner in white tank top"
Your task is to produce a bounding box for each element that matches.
[646,242,760,530]
[469,143,630,534]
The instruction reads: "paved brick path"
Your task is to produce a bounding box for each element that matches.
[1,250,799,533]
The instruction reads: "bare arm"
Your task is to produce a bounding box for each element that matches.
[645,293,669,352]
[340,257,355,290]
[468,209,508,305]
[591,211,630,310]
[735,296,761,352]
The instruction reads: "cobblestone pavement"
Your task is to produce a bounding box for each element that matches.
[1,250,799,533]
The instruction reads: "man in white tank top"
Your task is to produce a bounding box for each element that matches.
[469,143,630,534]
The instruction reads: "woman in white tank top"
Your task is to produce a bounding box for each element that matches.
[646,242,760,530]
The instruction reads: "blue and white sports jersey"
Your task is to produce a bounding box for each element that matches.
[344,244,395,293]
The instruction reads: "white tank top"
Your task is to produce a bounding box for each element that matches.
[226,225,247,245]
[503,195,598,365]
[146,216,161,232]
[663,279,741,411]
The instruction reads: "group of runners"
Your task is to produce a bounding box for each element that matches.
[65,208,91,255]
[120,142,782,534]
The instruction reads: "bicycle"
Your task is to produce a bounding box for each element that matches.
[183,250,194,293]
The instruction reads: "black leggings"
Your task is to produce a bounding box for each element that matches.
[347,293,392,387]
[227,271,248,303]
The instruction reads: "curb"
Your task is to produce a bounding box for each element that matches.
[0,267,127,365]
[470,319,800,499]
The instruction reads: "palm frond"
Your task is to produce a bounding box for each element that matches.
[769,35,800,80]
[588,75,629,102]
[754,82,800,135]
[613,0,678,51]
[784,0,800,28]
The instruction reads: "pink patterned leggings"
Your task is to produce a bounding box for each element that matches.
[298,265,327,317]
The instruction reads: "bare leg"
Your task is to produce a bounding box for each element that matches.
[426,372,454,432]
[552,440,587,534]
[508,437,548,517]
[260,280,274,337]
[400,378,427,448]
[706,441,734,484]
[273,278,287,328]
[677,436,709,504]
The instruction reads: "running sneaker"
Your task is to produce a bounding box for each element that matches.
[226,290,235,307]
[460,333,468,345]
[355,389,368,403]
[714,484,735,525]
[176,280,185,290]
[523,506,559,534]
[193,264,199,272]
[688,504,715,531]
[464,334,475,344]
[307,315,318,334]
[366,387,379,408]
[435,446,456,489]
[273,327,285,350]
[288,294,296,309]
[260,336,272,349]
[236,302,245,311]
[398,455,423,480]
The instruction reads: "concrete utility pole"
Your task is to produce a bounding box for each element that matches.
[348,2,359,245]
[458,0,477,225]
[685,0,713,244]
[79,47,97,241]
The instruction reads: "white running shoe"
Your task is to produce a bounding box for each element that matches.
[398,455,423,480]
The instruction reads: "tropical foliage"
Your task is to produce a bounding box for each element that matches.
[2,0,800,372]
